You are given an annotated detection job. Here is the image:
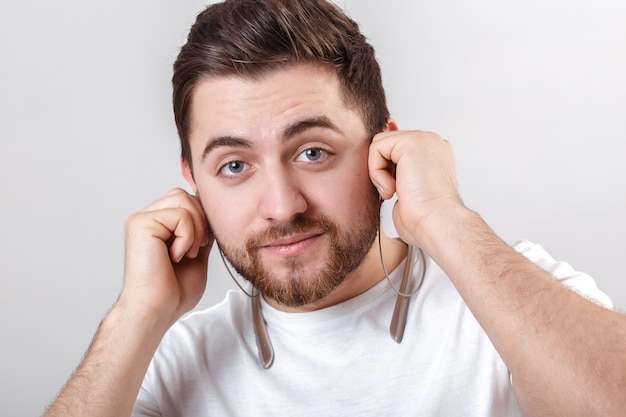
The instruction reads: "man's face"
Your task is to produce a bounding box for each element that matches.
[185,64,381,309]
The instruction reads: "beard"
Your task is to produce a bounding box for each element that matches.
[215,186,382,308]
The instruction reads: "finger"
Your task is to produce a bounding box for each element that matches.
[143,188,200,214]
[191,193,212,248]
[179,193,211,258]
[130,206,200,263]
[141,189,210,258]
[369,131,403,199]
[147,207,200,263]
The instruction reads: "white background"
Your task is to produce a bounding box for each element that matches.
[0,0,624,415]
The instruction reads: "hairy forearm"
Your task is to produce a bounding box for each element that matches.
[416,206,626,416]
[45,304,169,417]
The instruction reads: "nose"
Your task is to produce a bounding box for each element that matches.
[257,166,307,222]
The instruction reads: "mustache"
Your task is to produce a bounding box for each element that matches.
[245,214,336,251]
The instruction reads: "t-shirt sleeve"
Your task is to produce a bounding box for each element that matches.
[512,240,613,309]
[131,367,162,417]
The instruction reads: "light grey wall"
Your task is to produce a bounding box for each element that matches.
[0,0,624,415]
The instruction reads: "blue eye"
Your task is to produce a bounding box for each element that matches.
[297,148,327,162]
[304,149,322,161]
[220,160,248,176]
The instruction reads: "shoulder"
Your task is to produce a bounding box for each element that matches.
[156,289,253,360]
[513,240,613,309]
[135,290,256,413]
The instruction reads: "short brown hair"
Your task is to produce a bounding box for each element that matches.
[173,0,389,167]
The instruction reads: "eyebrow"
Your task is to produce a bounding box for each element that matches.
[201,116,342,161]
[282,116,340,139]
[201,136,253,161]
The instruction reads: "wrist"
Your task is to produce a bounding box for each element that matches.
[112,296,177,337]
[411,203,493,264]
[409,201,477,246]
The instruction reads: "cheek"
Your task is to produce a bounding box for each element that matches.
[320,158,376,220]
[344,150,375,197]
[200,195,247,245]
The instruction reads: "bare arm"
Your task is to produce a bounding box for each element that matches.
[45,189,211,417]
[419,205,626,416]
[370,130,626,416]
[44,304,169,416]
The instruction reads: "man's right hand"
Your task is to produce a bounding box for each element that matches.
[119,188,213,327]
[45,188,212,417]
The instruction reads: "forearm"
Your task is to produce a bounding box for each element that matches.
[45,304,170,417]
[415,205,626,416]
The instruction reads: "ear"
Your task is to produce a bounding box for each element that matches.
[181,158,197,192]
[385,117,399,132]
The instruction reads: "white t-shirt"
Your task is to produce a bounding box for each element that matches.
[133,241,612,416]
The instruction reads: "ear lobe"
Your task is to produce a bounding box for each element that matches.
[181,158,197,192]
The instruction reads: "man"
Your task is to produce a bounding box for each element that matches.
[45,0,625,416]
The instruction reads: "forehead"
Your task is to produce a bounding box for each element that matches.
[188,64,364,145]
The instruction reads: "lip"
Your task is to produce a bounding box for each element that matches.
[260,232,323,257]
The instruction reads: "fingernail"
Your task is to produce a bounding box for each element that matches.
[189,244,200,259]
[172,249,184,263]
